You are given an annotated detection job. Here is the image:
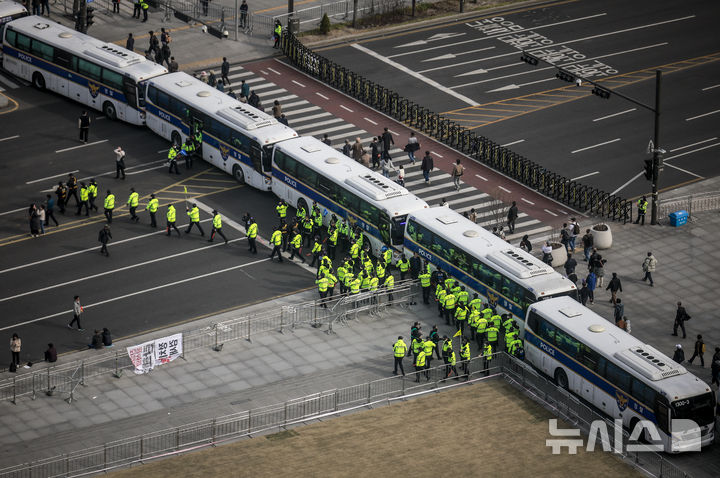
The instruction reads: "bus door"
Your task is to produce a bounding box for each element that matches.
[378,212,391,245]
[250,143,263,173]
[191,115,204,155]
[122,77,138,115]
[52,48,75,98]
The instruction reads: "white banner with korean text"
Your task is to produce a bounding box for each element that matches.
[127,333,183,374]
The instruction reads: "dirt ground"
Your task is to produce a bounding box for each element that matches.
[108,380,642,478]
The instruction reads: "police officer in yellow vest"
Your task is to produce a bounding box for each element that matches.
[167,144,180,175]
[77,182,90,216]
[140,0,149,22]
[423,336,436,370]
[208,210,228,244]
[415,349,427,382]
[316,274,329,307]
[185,203,204,236]
[273,20,282,49]
[483,343,493,376]
[146,193,159,228]
[269,227,283,262]
[393,336,407,376]
[419,270,431,304]
[444,288,456,326]
[486,323,499,349]
[88,178,99,212]
[460,337,471,377]
[635,195,648,225]
[247,218,258,254]
[103,190,115,224]
[289,231,305,263]
[276,200,288,220]
[166,204,181,236]
[127,187,139,222]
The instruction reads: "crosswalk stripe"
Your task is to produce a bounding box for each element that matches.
[276,99,310,109]
[293,117,346,132]
[282,105,321,116]
[284,111,329,123]
[255,88,288,98]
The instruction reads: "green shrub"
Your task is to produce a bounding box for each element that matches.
[319,13,331,34]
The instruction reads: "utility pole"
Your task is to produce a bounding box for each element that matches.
[650,70,662,225]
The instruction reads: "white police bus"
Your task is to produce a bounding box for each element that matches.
[525,296,715,453]
[1,16,167,124]
[271,136,428,255]
[0,1,27,56]
[145,72,298,191]
[404,207,577,327]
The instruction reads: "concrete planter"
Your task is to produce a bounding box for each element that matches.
[550,242,567,268]
[592,223,612,249]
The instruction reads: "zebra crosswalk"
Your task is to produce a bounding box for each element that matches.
[204,64,557,247]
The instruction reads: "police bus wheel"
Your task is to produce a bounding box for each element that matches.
[102,102,117,121]
[297,198,308,216]
[32,72,46,91]
[232,164,245,184]
[171,131,182,148]
[554,368,568,390]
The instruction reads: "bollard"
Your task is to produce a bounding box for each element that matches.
[113,352,123,378]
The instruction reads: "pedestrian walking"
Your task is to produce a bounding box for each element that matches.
[352,137,364,163]
[606,272,622,304]
[161,43,171,69]
[613,298,624,324]
[55,182,67,214]
[103,190,115,224]
[581,229,593,261]
[239,0,248,27]
[248,91,260,108]
[672,301,690,339]
[126,33,135,51]
[451,159,464,191]
[247,218,258,253]
[169,57,179,73]
[218,57,230,86]
[98,224,112,256]
[468,208,477,223]
[45,194,59,226]
[579,280,589,306]
[27,204,39,237]
[370,137,380,169]
[288,231,305,262]
[112,0,119,13]
[635,196,648,225]
[507,201,518,234]
[585,271,596,304]
[113,146,126,179]
[405,132,419,164]
[381,127,394,160]
[68,296,84,330]
[240,79,250,99]
[167,144,181,174]
[519,234,532,253]
[564,253,577,278]
[10,333,21,366]
[568,218,579,252]
[381,155,395,178]
[711,348,720,386]
[272,100,282,119]
[641,251,657,286]
[672,344,685,364]
[76,182,89,216]
[208,210,229,244]
[392,336,407,375]
[688,335,705,367]
[164,204,180,236]
[127,188,139,222]
[185,203,205,236]
[66,173,79,207]
[146,193,159,228]
[78,110,90,143]
[560,223,570,253]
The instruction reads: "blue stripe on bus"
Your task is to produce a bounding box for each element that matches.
[524,330,657,421]
[3,45,131,105]
[403,236,524,318]
[272,168,394,249]
[145,102,270,179]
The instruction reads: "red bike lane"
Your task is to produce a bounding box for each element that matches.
[244,58,586,230]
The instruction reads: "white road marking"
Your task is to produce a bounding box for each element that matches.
[0,207,26,217]
[543,209,558,217]
[0,135,20,142]
[394,32,466,49]
[475,174,487,181]
[570,171,600,181]
[421,46,495,62]
[291,80,306,87]
[95,116,106,121]
[0,257,272,332]
[260,70,269,75]
[702,84,720,91]
[351,43,479,106]
[610,171,644,196]
[364,117,378,125]
[126,165,166,175]
[267,67,281,75]
[431,151,444,158]
[55,139,108,154]
[664,163,703,178]
[686,109,720,121]
[498,186,512,193]
[455,63,518,77]
[663,142,720,162]
[340,105,354,112]
[501,139,525,147]
[593,109,636,122]
[571,138,620,154]
[157,149,169,154]
[39,159,171,192]
[669,137,718,152]
[558,209,568,215]
[388,129,400,136]
[521,198,534,205]
[486,78,555,93]
[26,170,80,185]
[387,14,607,58]
[316,92,330,100]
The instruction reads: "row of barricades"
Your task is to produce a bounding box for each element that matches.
[282,34,633,223]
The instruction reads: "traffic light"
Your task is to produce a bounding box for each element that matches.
[556,69,575,83]
[643,159,653,181]
[86,7,95,29]
[592,86,611,99]
[520,52,539,66]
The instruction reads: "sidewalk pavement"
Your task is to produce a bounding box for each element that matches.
[1,178,719,471]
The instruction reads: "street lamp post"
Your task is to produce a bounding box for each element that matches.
[520,52,664,224]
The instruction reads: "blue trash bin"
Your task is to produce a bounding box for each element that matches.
[668,210,688,227]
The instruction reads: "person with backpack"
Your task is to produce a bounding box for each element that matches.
[672,301,690,339]
[451,159,464,191]
[568,218,580,252]
[688,335,705,366]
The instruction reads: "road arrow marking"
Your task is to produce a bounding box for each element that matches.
[422,46,495,62]
[455,62,521,77]
[486,78,556,93]
[395,32,465,48]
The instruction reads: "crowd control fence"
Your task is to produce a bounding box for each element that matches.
[657,191,720,222]
[0,281,417,405]
[0,353,690,478]
[280,34,633,224]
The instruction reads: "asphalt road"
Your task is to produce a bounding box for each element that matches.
[318,0,720,199]
[0,85,312,361]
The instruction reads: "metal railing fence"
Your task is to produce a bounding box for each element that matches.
[657,191,720,221]
[0,280,417,405]
[0,353,690,478]
[280,34,633,224]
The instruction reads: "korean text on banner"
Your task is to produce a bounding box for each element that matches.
[126,333,183,374]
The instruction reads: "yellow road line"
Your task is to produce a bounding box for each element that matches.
[0,91,19,115]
